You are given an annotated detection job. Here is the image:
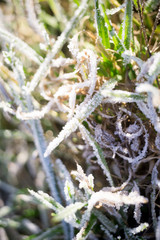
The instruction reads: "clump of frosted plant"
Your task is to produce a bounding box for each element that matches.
[114,109,149,166]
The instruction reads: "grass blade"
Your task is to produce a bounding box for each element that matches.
[94,0,110,49]
[122,0,133,49]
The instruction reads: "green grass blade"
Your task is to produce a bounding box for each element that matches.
[94,0,110,49]
[100,3,125,52]
[122,0,133,49]
[75,214,97,240]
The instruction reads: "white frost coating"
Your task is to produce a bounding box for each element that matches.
[68,34,79,58]
[151,159,160,231]
[71,163,94,195]
[137,52,160,83]
[79,124,114,187]
[133,182,142,223]
[0,101,15,114]
[28,0,89,92]
[89,191,148,209]
[129,223,149,235]
[51,57,75,68]
[44,117,79,157]
[55,159,75,203]
[116,111,143,142]
[0,28,42,64]
[106,3,125,15]
[45,79,118,157]
[101,89,143,103]
[25,0,49,42]
[136,83,160,108]
[117,126,148,165]
[28,189,62,211]
[16,99,55,120]
[84,50,97,101]
[81,190,148,226]
[156,216,160,240]
[64,180,75,202]
[122,51,144,67]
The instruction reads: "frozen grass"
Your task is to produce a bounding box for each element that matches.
[0,0,160,239]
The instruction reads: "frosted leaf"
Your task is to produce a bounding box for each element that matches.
[137,52,160,83]
[129,223,149,235]
[106,3,125,15]
[71,163,94,195]
[64,180,75,203]
[16,99,55,120]
[116,111,143,141]
[79,124,114,187]
[3,50,26,87]
[51,70,79,81]
[44,117,79,157]
[151,159,160,231]
[0,101,15,115]
[117,125,148,165]
[55,159,75,204]
[28,189,63,211]
[25,0,49,42]
[136,83,160,108]
[52,202,86,223]
[133,182,142,223]
[84,50,97,100]
[156,216,160,240]
[122,51,144,67]
[115,109,149,165]
[51,57,75,68]
[0,27,42,64]
[45,79,118,157]
[101,89,144,103]
[68,34,79,58]
[82,190,148,225]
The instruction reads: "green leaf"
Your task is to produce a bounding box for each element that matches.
[100,3,125,52]
[75,214,97,240]
[73,0,80,6]
[95,0,110,49]
[93,209,117,233]
[52,202,86,222]
[122,0,133,49]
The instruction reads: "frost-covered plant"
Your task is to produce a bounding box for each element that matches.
[0,0,160,239]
